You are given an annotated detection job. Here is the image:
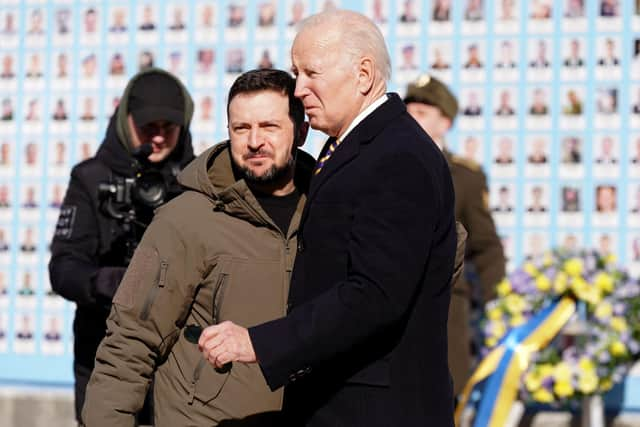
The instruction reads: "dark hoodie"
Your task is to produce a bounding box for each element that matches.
[48,68,194,420]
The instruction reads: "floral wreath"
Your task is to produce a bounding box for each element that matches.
[481,249,640,405]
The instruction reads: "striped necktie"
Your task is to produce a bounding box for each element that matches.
[314,137,341,175]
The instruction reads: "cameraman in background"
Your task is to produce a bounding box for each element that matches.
[49,68,194,425]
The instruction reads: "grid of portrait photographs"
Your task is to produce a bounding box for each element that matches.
[0,0,639,384]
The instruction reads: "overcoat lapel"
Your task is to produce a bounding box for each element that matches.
[301,94,406,222]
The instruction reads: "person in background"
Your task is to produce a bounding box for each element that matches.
[404,73,506,397]
[49,68,195,424]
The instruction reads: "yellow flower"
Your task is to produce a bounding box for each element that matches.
[564,258,583,277]
[542,252,553,267]
[594,272,614,294]
[580,285,602,305]
[604,254,617,265]
[524,371,541,391]
[554,380,575,398]
[578,372,598,394]
[553,272,568,294]
[492,321,506,339]
[594,301,613,320]
[538,364,554,378]
[505,294,526,314]
[485,336,498,348]
[524,262,538,276]
[578,357,596,373]
[510,314,526,327]
[610,317,628,333]
[571,277,588,294]
[553,362,572,382]
[496,278,511,297]
[487,306,503,320]
[609,341,627,357]
[535,275,552,292]
[533,388,555,403]
[572,278,601,305]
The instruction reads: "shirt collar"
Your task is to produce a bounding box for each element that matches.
[337,94,388,142]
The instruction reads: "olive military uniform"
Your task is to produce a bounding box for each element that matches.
[405,75,506,395]
[445,151,505,395]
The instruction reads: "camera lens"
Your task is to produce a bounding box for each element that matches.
[133,170,167,208]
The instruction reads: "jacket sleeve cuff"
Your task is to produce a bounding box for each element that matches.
[249,312,309,391]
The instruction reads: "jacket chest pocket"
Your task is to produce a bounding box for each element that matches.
[209,257,287,327]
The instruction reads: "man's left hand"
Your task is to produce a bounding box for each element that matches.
[198,321,256,368]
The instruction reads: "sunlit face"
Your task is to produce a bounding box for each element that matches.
[499,188,510,204]
[143,6,153,22]
[128,114,181,163]
[84,10,97,32]
[464,137,478,158]
[597,187,616,211]
[406,102,450,143]
[2,55,13,73]
[113,9,126,26]
[202,6,214,26]
[500,43,512,62]
[500,90,510,105]
[532,187,543,202]
[537,41,547,59]
[228,90,303,187]
[291,28,362,137]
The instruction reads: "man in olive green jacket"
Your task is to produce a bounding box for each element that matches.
[82,69,313,426]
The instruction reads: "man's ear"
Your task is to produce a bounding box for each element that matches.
[297,121,309,147]
[357,57,375,95]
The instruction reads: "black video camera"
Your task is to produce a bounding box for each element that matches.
[98,144,171,261]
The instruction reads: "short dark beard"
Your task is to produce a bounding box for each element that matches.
[232,150,296,188]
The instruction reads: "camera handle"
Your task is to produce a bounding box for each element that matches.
[98,181,147,264]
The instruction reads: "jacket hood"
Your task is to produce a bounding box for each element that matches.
[178,141,315,204]
[95,68,195,176]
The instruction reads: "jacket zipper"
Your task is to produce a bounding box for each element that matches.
[188,271,229,404]
[140,260,168,320]
[284,240,292,314]
[212,273,228,324]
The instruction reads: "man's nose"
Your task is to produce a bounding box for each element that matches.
[294,76,308,98]
[151,131,165,143]
[247,128,264,149]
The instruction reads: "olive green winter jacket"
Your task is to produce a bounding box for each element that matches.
[82,141,314,426]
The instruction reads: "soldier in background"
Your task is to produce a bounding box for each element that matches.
[404,74,506,397]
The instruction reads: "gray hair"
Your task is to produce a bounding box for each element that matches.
[297,9,391,82]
